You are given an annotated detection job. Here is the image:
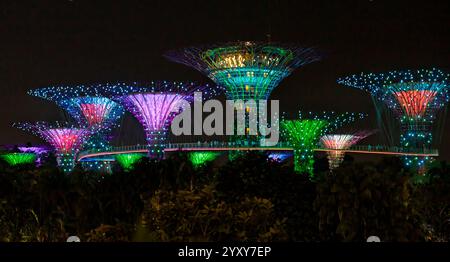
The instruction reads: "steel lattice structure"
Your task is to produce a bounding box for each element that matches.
[107,81,221,159]
[320,131,372,171]
[281,111,366,176]
[13,122,91,173]
[337,68,450,171]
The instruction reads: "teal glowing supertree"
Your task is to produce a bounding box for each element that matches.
[338,68,450,172]
[281,112,366,176]
[165,41,320,148]
[1,153,36,166]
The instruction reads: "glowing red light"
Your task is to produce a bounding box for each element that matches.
[79,104,110,126]
[394,90,437,117]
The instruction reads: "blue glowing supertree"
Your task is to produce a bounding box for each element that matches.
[338,68,450,172]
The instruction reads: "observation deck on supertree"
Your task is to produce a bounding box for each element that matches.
[320,131,372,171]
[105,81,222,159]
[165,41,320,143]
[337,68,450,171]
[281,111,366,176]
[13,122,91,173]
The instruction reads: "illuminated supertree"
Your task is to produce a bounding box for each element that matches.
[115,153,145,171]
[338,68,450,171]
[165,41,320,146]
[18,146,50,166]
[108,81,221,159]
[1,153,36,166]
[28,84,129,171]
[320,131,372,171]
[267,152,293,162]
[188,151,220,169]
[281,112,366,176]
[13,122,91,173]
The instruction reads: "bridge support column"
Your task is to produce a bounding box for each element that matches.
[146,130,167,160]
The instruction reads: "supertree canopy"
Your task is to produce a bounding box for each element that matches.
[1,153,36,166]
[281,112,366,176]
[115,153,145,171]
[337,68,450,171]
[13,122,91,173]
[320,131,372,171]
[188,151,221,168]
[108,81,221,159]
[165,41,320,144]
[28,84,136,171]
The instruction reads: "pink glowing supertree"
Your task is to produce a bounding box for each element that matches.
[320,131,372,171]
[13,122,91,172]
[108,81,222,159]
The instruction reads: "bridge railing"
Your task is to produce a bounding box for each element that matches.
[77,141,439,160]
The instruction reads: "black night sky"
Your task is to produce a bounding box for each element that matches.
[0,0,449,159]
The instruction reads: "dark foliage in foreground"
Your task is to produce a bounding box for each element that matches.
[0,153,449,242]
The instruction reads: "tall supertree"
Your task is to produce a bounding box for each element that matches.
[338,68,450,172]
[13,122,91,173]
[17,146,50,166]
[281,112,366,176]
[107,81,221,159]
[28,84,133,171]
[320,131,372,171]
[165,41,320,146]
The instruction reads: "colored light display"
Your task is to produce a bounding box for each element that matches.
[28,84,132,171]
[13,122,91,173]
[281,111,365,176]
[337,68,450,171]
[1,153,36,166]
[18,146,50,166]
[110,81,221,159]
[188,152,220,168]
[320,132,372,171]
[165,41,320,145]
[115,153,145,171]
[267,152,293,162]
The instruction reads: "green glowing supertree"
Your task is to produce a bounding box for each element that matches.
[1,153,36,166]
[281,111,366,176]
[188,152,220,168]
[115,153,145,171]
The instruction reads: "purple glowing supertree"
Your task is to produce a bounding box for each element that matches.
[13,122,91,173]
[106,81,222,159]
[320,131,373,171]
[17,145,51,166]
[27,83,137,172]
